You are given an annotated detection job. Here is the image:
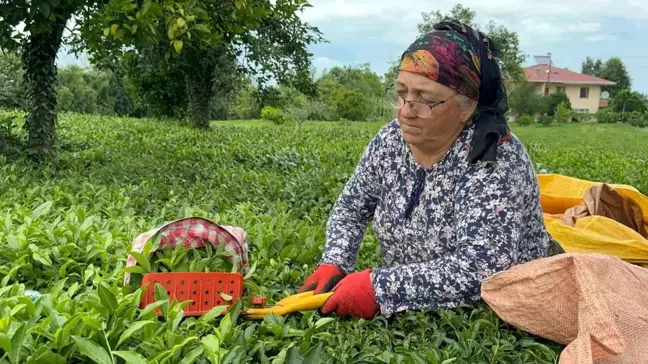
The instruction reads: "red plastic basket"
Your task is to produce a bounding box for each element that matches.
[140,272,244,316]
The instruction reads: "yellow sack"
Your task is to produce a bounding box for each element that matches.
[538,174,648,266]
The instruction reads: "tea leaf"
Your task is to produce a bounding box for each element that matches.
[179,345,205,364]
[98,284,118,315]
[113,350,148,364]
[116,320,156,348]
[72,336,113,364]
[129,252,152,272]
[219,313,233,338]
[139,299,169,318]
[9,323,26,364]
[200,305,228,322]
[302,342,323,364]
[32,201,52,220]
[314,318,335,330]
[0,333,11,354]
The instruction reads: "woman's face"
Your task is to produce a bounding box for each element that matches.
[394,71,475,149]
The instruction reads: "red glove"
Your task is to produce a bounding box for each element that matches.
[320,269,379,319]
[298,264,345,294]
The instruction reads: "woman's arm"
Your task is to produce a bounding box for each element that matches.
[319,131,385,274]
[371,163,532,317]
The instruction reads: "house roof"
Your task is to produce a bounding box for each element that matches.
[524,65,616,86]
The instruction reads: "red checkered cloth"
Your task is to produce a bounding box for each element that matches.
[124,217,250,285]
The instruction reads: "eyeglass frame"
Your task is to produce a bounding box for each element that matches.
[385,84,457,118]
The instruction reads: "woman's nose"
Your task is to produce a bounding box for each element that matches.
[400,100,417,118]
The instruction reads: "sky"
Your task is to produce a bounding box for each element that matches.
[57,0,648,94]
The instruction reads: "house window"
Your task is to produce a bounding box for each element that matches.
[580,87,589,98]
[556,87,565,93]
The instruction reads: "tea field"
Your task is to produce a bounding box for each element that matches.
[1,110,647,363]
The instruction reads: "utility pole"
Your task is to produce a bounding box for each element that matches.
[534,53,552,95]
[547,52,552,96]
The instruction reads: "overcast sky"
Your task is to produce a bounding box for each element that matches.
[58,0,648,93]
[298,0,648,93]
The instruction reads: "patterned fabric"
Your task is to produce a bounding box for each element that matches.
[399,20,511,165]
[400,31,481,100]
[319,119,552,317]
[124,217,250,284]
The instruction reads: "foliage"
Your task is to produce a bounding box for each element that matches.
[119,47,189,120]
[0,52,26,110]
[417,4,526,82]
[230,85,261,120]
[318,64,384,98]
[56,65,133,116]
[581,57,631,98]
[546,92,571,117]
[581,57,603,77]
[538,115,553,127]
[554,102,572,124]
[79,0,324,129]
[516,114,533,126]
[4,110,619,362]
[626,112,648,128]
[572,113,595,123]
[261,106,288,125]
[306,100,336,121]
[508,80,547,117]
[595,109,623,124]
[314,64,390,122]
[610,90,648,113]
[0,0,105,159]
[330,89,371,122]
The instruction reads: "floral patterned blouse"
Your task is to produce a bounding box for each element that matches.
[320,118,552,317]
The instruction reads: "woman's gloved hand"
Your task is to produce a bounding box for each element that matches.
[298,264,345,294]
[320,269,380,319]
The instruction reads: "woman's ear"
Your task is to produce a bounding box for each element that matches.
[459,98,477,124]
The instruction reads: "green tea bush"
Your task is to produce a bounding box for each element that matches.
[8,110,648,363]
[261,106,287,125]
[516,114,533,126]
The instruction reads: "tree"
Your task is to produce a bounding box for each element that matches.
[0,51,26,109]
[417,4,526,83]
[81,0,323,129]
[581,57,603,77]
[383,58,400,86]
[318,64,384,98]
[316,64,388,121]
[581,56,631,98]
[0,0,103,158]
[508,79,547,117]
[600,58,631,98]
[546,92,571,116]
[555,102,572,123]
[610,90,648,113]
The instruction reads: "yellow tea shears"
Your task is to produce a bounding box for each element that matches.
[242,291,333,319]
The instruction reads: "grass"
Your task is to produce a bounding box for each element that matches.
[0,111,646,363]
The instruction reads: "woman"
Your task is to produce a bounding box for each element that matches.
[298,20,553,319]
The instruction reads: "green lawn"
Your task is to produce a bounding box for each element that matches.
[0,111,646,363]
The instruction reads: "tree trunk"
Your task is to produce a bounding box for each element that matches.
[21,16,67,159]
[184,48,216,129]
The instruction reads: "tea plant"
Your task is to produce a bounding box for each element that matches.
[2,111,646,363]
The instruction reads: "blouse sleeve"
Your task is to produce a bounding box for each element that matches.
[318,131,384,274]
[371,163,527,317]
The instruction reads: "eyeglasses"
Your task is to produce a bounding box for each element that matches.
[386,85,454,118]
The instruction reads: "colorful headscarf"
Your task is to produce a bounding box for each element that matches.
[398,19,510,164]
[400,29,481,100]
